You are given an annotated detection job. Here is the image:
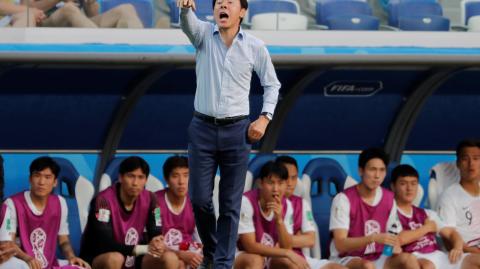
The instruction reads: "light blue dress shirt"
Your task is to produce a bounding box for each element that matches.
[180,8,281,119]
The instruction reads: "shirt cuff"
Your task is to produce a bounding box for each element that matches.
[261,104,276,117]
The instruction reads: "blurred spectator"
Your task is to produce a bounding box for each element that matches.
[27,0,143,28]
[0,2,45,27]
[154,0,170,28]
[296,0,316,26]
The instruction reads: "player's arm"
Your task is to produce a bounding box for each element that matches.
[178,0,209,48]
[292,231,315,249]
[398,219,436,246]
[440,227,464,263]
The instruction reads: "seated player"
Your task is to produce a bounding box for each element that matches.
[392,164,480,269]
[0,203,29,269]
[4,156,90,269]
[277,155,346,269]
[234,160,310,269]
[80,156,165,269]
[329,148,419,269]
[437,139,480,254]
[154,156,203,268]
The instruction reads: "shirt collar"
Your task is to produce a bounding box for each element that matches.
[213,24,245,41]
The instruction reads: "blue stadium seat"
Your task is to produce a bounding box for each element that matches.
[398,15,450,31]
[246,0,299,23]
[465,1,480,24]
[388,1,443,27]
[169,0,214,26]
[317,1,373,25]
[302,158,347,259]
[98,0,154,28]
[244,154,277,191]
[51,157,94,256]
[99,157,164,192]
[326,14,379,30]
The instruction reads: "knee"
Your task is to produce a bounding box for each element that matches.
[420,260,435,269]
[395,253,417,267]
[59,2,83,17]
[323,263,347,269]
[94,252,125,269]
[464,254,480,267]
[113,4,138,17]
[360,260,375,269]
[160,251,180,266]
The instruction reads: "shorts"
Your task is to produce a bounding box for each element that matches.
[306,256,333,269]
[331,255,388,269]
[413,250,467,269]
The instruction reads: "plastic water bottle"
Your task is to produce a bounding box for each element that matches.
[382,222,399,257]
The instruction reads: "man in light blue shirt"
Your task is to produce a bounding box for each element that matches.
[178,0,281,268]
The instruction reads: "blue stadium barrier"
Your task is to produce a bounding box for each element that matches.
[303,158,348,259]
[398,15,450,31]
[326,14,379,30]
[98,0,154,28]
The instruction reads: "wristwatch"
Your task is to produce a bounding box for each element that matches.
[261,112,273,121]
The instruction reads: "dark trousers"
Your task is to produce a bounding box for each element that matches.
[188,116,251,269]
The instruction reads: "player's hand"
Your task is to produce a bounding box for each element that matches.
[423,219,437,233]
[286,250,310,269]
[371,233,398,247]
[248,116,269,143]
[177,0,196,11]
[68,256,91,269]
[268,194,283,222]
[25,8,46,24]
[26,257,42,269]
[448,248,463,264]
[0,241,16,264]
[148,235,166,257]
[178,251,203,268]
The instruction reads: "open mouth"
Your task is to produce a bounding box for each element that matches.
[219,12,229,20]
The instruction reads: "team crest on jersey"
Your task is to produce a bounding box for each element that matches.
[30,228,48,268]
[409,221,422,230]
[125,228,139,268]
[364,220,380,254]
[260,233,274,247]
[165,228,184,247]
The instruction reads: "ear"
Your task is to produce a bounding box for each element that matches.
[358,167,364,178]
[53,178,58,188]
[239,8,246,20]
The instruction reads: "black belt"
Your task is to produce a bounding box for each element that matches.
[194,111,248,126]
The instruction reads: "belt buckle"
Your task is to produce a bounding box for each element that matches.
[214,117,220,125]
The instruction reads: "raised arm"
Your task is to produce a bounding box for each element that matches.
[178,0,209,48]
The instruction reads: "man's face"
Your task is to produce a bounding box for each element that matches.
[457,146,480,182]
[30,168,57,198]
[359,158,386,191]
[119,168,147,199]
[259,174,286,202]
[392,176,419,205]
[167,167,189,198]
[284,163,298,198]
[214,0,246,30]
